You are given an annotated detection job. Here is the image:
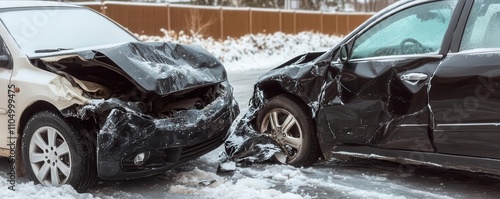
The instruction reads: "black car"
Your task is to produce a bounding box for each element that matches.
[226,0,500,175]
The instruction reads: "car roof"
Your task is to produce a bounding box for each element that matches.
[0,1,79,9]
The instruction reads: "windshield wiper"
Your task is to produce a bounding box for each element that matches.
[34,48,73,53]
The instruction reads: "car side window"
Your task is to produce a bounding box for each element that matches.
[0,37,12,68]
[460,1,500,51]
[0,38,6,55]
[351,1,458,59]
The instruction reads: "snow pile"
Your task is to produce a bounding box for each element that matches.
[167,167,310,199]
[0,176,96,199]
[164,164,455,199]
[137,30,343,71]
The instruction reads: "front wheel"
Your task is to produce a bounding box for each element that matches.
[256,95,320,166]
[22,111,96,191]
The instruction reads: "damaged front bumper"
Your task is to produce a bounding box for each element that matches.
[42,41,239,179]
[73,82,238,179]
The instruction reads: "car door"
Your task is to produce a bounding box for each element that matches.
[321,0,461,151]
[0,35,13,152]
[430,0,500,159]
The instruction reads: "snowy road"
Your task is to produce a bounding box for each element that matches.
[1,32,500,198]
[87,68,500,199]
[2,66,500,199]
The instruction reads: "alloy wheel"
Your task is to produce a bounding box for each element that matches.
[259,108,303,160]
[29,126,71,186]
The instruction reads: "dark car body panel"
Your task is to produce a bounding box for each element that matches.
[87,91,238,179]
[321,56,440,152]
[225,0,500,175]
[430,51,500,159]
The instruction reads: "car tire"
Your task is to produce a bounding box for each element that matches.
[256,94,320,166]
[21,111,96,191]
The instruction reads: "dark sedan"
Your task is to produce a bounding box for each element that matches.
[226,0,500,175]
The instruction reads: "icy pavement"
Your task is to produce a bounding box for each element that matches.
[2,152,500,199]
[2,68,500,199]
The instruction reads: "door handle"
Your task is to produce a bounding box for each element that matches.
[401,73,428,81]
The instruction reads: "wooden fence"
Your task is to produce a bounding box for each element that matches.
[79,1,373,39]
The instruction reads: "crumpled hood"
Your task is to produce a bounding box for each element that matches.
[48,42,226,96]
[98,42,226,95]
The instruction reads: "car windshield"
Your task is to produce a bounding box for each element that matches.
[351,1,457,59]
[0,7,137,56]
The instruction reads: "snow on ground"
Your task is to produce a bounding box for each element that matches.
[139,31,347,199]
[0,30,472,199]
[137,30,342,72]
[0,176,94,199]
[3,30,498,199]
[166,167,311,199]
[0,31,344,199]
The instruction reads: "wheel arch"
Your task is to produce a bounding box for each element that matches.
[16,101,61,177]
[258,81,314,113]
[18,108,98,190]
[258,82,325,159]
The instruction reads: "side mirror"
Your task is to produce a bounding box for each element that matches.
[0,55,9,67]
[339,44,349,63]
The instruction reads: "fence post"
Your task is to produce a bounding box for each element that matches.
[220,6,223,40]
[335,14,338,35]
[320,11,323,33]
[100,1,106,15]
[347,14,350,34]
[167,4,171,31]
[293,10,296,34]
[279,9,282,33]
[249,8,252,34]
